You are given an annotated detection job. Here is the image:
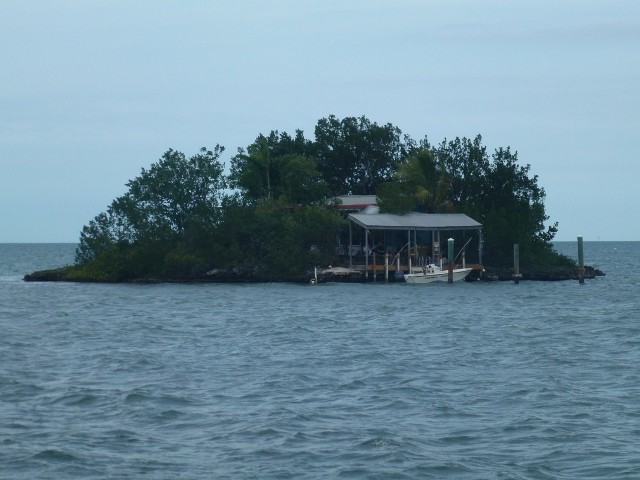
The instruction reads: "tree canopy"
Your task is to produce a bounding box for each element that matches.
[313,115,405,196]
[229,131,328,204]
[378,134,560,266]
[74,146,227,279]
[378,148,452,214]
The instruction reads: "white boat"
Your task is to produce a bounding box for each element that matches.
[403,264,473,284]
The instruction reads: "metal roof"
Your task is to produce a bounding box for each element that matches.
[348,212,482,231]
[334,195,378,209]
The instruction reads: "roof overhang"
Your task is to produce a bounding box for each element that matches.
[348,212,482,231]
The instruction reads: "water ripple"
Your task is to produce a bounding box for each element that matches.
[2,243,640,478]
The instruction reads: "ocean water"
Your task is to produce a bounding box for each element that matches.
[1,241,639,479]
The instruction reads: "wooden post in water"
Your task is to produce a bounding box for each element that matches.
[348,221,353,269]
[447,238,454,283]
[385,252,389,283]
[407,229,411,273]
[372,251,377,282]
[578,235,585,284]
[365,230,369,281]
[513,244,522,284]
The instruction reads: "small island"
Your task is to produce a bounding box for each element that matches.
[25,115,603,283]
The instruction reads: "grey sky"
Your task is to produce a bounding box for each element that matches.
[2,0,638,242]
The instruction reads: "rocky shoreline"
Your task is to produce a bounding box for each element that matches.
[24,264,605,284]
[469,265,604,282]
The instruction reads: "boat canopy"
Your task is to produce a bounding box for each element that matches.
[347,210,483,271]
[348,212,481,231]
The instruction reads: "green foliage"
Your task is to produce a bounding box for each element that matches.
[377,148,452,214]
[123,146,226,239]
[76,146,226,266]
[162,244,209,279]
[431,135,489,207]
[73,116,567,281]
[70,241,168,281]
[216,198,344,279]
[230,131,328,204]
[313,115,405,195]
[470,147,558,266]
[379,134,560,268]
[433,138,559,267]
[376,181,415,214]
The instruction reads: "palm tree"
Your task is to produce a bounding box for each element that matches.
[396,148,452,213]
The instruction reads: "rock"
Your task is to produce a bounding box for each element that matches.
[23,267,73,282]
[476,265,605,282]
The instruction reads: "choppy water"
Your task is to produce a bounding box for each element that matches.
[1,242,639,479]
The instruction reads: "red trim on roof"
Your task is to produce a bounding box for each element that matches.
[335,203,375,209]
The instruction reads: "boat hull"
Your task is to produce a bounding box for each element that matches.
[404,267,473,284]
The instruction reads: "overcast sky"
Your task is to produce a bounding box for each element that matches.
[2,0,638,242]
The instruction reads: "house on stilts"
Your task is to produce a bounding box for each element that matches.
[344,207,483,282]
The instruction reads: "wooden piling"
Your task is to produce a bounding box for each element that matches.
[365,230,369,281]
[372,251,377,282]
[578,235,584,284]
[513,244,522,284]
[447,238,454,284]
[385,252,389,282]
